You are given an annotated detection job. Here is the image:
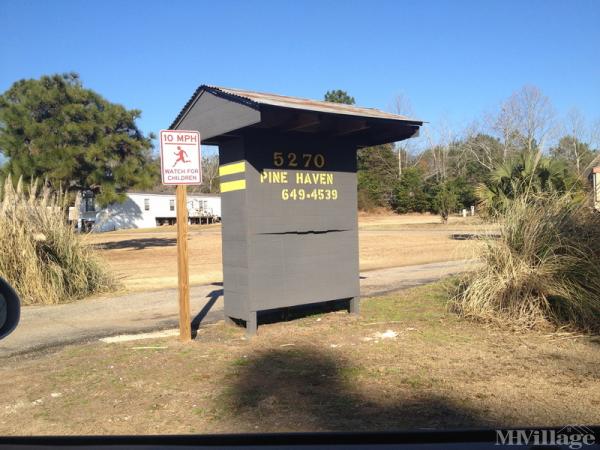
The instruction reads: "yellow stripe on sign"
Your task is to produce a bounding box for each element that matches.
[220,179,246,193]
[219,161,246,177]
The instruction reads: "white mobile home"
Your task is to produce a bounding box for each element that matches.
[78,192,221,232]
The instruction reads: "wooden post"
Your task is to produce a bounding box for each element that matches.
[176,185,192,341]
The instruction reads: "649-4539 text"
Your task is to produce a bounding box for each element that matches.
[281,188,338,201]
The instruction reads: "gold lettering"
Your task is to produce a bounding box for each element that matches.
[261,170,288,184]
[294,172,335,185]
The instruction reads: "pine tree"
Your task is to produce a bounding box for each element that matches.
[0,73,157,206]
[324,89,355,105]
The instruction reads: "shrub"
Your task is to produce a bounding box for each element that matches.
[452,192,600,332]
[0,176,117,305]
[432,181,459,224]
[357,188,379,212]
[390,167,430,213]
[357,144,398,210]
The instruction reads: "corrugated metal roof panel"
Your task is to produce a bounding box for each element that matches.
[208,86,421,121]
[170,85,423,129]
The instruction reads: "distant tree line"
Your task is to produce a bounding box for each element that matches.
[325,86,600,219]
[1,74,598,217]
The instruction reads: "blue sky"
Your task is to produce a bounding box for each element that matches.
[1,0,599,153]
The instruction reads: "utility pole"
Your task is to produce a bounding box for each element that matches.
[398,145,402,179]
[176,184,191,341]
[159,129,202,342]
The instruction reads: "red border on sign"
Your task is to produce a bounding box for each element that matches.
[159,130,202,185]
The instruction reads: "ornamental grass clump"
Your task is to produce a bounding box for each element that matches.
[0,176,117,305]
[452,192,600,333]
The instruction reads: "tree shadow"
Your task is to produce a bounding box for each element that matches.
[96,238,177,250]
[223,347,492,432]
[451,233,500,241]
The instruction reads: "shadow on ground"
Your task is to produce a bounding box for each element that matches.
[221,346,492,432]
[451,233,500,241]
[192,289,223,338]
[225,300,355,330]
[96,238,177,250]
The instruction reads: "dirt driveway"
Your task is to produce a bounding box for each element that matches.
[0,260,476,359]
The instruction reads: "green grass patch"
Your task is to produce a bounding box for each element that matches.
[362,278,457,324]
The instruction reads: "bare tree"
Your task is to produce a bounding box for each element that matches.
[487,85,557,176]
[436,119,455,181]
[391,93,414,118]
[421,118,455,182]
[585,118,600,174]
[590,118,600,151]
[565,108,588,175]
[462,121,500,171]
[391,93,419,179]
[511,85,557,154]
[201,153,219,193]
[488,100,521,163]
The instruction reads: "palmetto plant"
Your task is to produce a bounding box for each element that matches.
[476,151,580,216]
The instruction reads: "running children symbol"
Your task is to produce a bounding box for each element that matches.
[173,146,191,167]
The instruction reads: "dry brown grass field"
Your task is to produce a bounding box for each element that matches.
[84,213,490,292]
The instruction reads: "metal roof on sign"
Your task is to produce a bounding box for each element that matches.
[170,85,423,130]
[169,85,424,147]
[207,86,420,121]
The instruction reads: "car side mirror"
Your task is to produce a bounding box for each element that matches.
[0,278,20,340]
